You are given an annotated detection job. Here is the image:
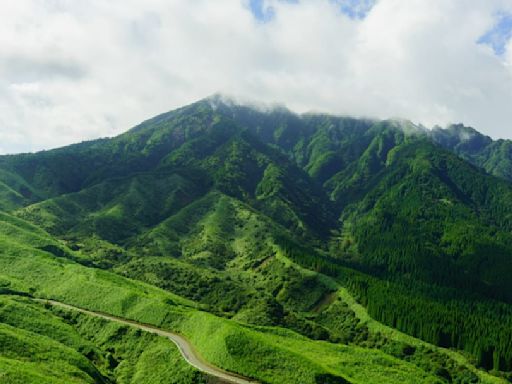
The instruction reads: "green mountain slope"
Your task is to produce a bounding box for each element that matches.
[333,139,512,296]
[1,96,512,381]
[431,124,512,181]
[0,211,475,384]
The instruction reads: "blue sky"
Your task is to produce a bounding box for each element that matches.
[248,0,275,22]
[330,0,376,19]
[478,12,512,55]
[248,0,376,22]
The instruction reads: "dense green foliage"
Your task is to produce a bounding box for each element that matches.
[2,96,512,382]
[345,276,512,372]
[0,209,470,383]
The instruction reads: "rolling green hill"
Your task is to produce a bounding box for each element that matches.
[1,96,512,382]
[0,210,474,384]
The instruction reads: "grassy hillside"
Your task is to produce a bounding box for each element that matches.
[0,211,502,383]
[1,97,512,381]
[0,295,208,384]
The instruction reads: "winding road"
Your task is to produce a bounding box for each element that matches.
[38,299,258,384]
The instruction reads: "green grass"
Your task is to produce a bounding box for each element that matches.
[3,206,505,383]
[0,322,99,384]
[176,310,442,384]
[0,295,207,384]
[60,307,208,384]
[1,249,439,383]
[0,213,447,384]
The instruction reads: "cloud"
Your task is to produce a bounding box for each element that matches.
[0,0,512,154]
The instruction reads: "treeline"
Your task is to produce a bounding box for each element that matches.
[278,236,512,372]
[352,218,512,302]
[344,274,512,372]
[277,236,345,276]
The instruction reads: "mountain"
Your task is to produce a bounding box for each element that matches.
[431,123,512,181]
[1,95,512,383]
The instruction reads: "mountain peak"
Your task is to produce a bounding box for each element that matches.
[204,93,293,115]
[430,123,493,155]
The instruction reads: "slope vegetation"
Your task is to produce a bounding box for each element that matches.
[1,96,512,381]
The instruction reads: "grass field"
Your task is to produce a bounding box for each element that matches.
[0,250,442,384]
[0,295,206,384]
[0,209,506,383]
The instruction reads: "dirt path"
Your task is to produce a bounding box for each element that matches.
[38,299,258,384]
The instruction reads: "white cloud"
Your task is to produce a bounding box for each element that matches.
[0,0,512,154]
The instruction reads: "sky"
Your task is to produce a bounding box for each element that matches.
[1,0,512,154]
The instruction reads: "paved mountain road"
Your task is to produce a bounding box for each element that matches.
[38,299,259,384]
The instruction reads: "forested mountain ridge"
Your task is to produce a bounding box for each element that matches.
[430,123,512,181]
[1,96,512,383]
